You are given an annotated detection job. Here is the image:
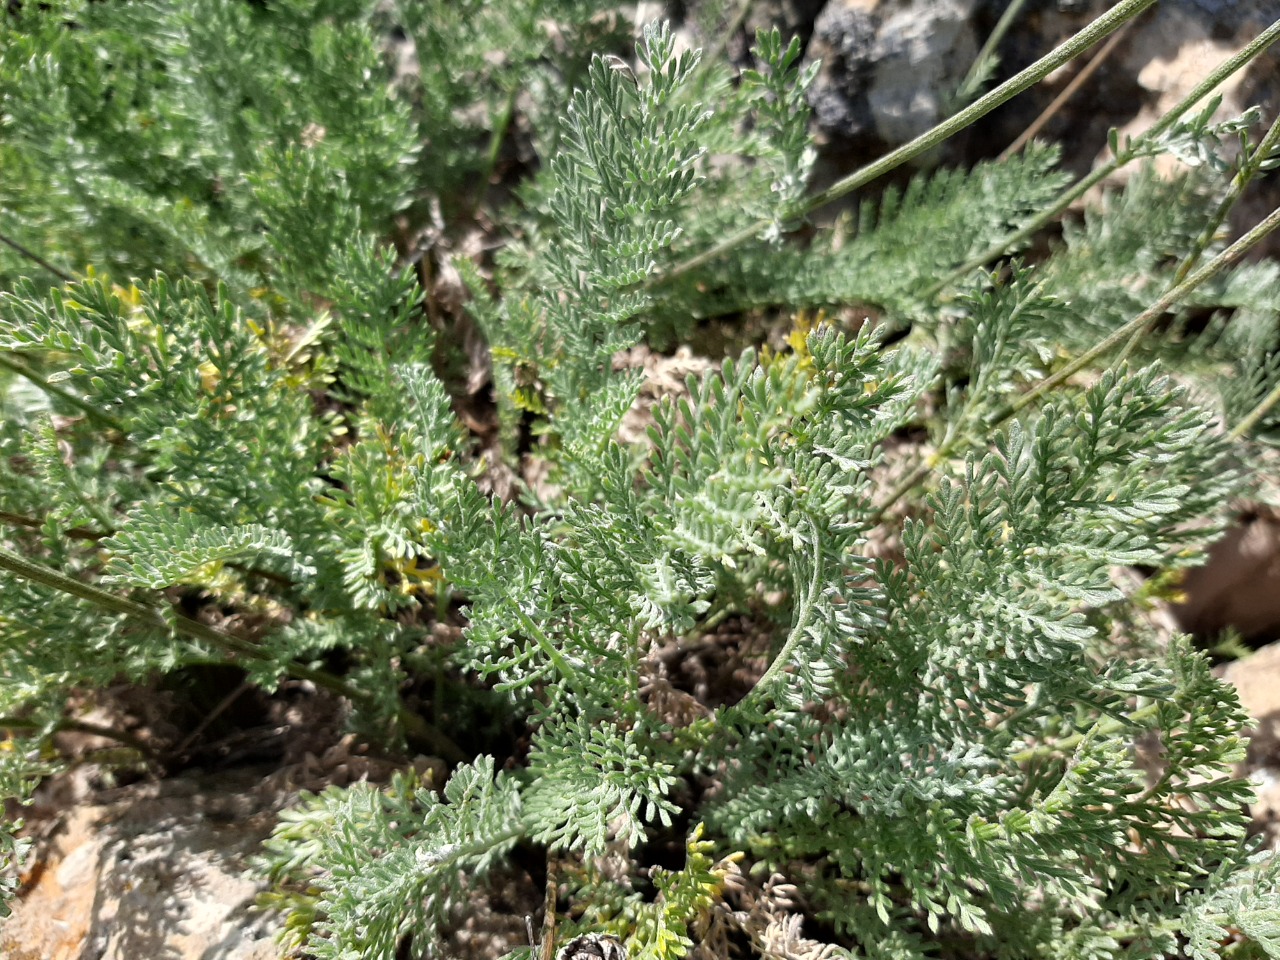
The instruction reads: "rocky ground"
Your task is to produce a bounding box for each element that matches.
[5,1,1280,957]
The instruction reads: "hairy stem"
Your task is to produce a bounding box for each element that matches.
[987,203,1280,426]
[876,203,1280,517]
[482,86,518,189]
[512,603,589,693]
[0,715,154,758]
[0,510,299,588]
[1177,111,1280,287]
[0,228,74,284]
[699,0,755,76]
[1229,380,1280,441]
[0,545,466,762]
[926,17,1280,301]
[955,0,1029,108]
[1120,110,1280,360]
[738,521,823,711]
[651,0,1158,288]
[0,510,107,541]
[0,353,123,432]
[999,20,1133,161]
[1011,702,1159,764]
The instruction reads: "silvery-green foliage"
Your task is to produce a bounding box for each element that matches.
[653,142,1072,328]
[259,757,522,960]
[739,29,819,238]
[101,508,312,590]
[476,21,834,476]
[524,713,679,855]
[1184,855,1280,960]
[2,4,1279,958]
[475,21,714,464]
[705,369,1252,942]
[0,0,417,295]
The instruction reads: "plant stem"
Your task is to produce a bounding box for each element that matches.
[0,510,298,587]
[0,545,467,763]
[169,679,251,760]
[875,203,1280,516]
[482,87,518,188]
[926,17,1280,301]
[0,510,107,541]
[871,278,1036,521]
[0,353,123,432]
[650,0,1159,288]
[1177,112,1280,287]
[955,0,1029,109]
[738,522,823,711]
[1120,110,1280,360]
[512,603,588,692]
[700,0,755,76]
[0,715,154,757]
[1229,380,1280,441]
[0,228,74,284]
[1010,702,1159,764]
[985,203,1280,427]
[872,456,940,525]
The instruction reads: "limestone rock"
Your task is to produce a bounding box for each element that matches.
[802,0,1280,159]
[1,771,281,960]
[1219,642,1280,846]
[806,0,982,145]
[1106,2,1277,166]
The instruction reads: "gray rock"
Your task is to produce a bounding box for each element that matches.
[1,771,281,960]
[803,0,1279,157]
[807,0,982,144]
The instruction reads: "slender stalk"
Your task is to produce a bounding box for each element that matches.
[0,545,467,762]
[999,19,1133,160]
[873,456,940,525]
[800,0,1156,215]
[1229,380,1280,441]
[539,857,559,957]
[1010,702,1159,764]
[0,353,124,432]
[0,510,107,541]
[482,87,518,187]
[0,715,154,757]
[169,679,250,760]
[0,510,298,588]
[738,522,823,711]
[874,204,1280,517]
[650,0,1159,288]
[1176,112,1280,287]
[871,282,1036,520]
[985,203,1280,427]
[926,18,1280,301]
[955,0,1029,108]
[1120,110,1280,360]
[63,718,154,755]
[512,603,588,691]
[699,0,755,76]
[0,228,74,284]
